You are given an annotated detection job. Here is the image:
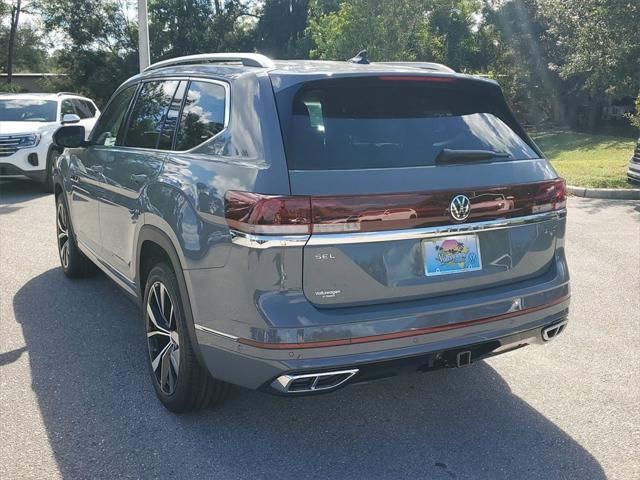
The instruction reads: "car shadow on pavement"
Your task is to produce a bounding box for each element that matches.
[0,179,49,206]
[13,268,606,480]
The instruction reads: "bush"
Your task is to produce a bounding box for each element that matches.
[625,94,640,130]
[0,82,27,93]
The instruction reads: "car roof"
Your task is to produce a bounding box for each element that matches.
[132,58,496,88]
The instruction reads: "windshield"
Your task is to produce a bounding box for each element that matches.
[275,77,538,170]
[0,99,58,122]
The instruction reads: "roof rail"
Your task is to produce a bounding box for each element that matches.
[375,62,455,73]
[144,53,275,72]
[56,92,83,96]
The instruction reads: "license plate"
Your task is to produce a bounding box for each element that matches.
[423,234,482,276]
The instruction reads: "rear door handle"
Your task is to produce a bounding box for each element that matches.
[130,173,148,184]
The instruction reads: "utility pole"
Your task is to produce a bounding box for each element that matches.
[138,0,150,71]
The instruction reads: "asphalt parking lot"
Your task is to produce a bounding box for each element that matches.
[0,179,638,480]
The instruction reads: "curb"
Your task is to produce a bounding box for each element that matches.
[567,185,640,200]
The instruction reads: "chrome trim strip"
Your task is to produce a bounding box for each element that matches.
[229,230,310,249]
[306,209,567,246]
[194,324,239,341]
[226,210,565,249]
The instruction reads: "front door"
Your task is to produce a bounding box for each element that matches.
[67,85,138,255]
[97,79,185,280]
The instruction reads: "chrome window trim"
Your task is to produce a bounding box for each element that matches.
[228,209,566,249]
[91,76,230,154]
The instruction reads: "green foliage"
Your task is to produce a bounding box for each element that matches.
[35,0,139,105]
[255,0,311,58]
[538,0,640,99]
[9,0,639,130]
[149,0,257,61]
[624,94,640,130]
[0,21,50,73]
[0,81,27,93]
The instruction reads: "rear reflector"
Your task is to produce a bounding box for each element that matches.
[224,179,567,235]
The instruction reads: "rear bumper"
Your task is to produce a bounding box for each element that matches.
[195,290,570,391]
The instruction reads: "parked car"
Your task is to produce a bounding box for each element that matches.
[0,92,100,190]
[52,53,570,412]
[628,137,640,184]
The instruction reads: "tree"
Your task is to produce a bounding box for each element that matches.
[307,0,486,70]
[480,0,566,125]
[36,0,139,105]
[149,0,260,61]
[537,0,640,130]
[6,0,24,83]
[0,21,50,74]
[255,0,312,59]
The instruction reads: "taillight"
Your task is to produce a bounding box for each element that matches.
[225,180,567,236]
[224,191,311,234]
[531,178,566,213]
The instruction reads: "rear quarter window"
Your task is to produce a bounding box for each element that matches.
[174,80,226,151]
[275,77,538,170]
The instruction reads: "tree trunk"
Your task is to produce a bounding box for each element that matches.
[7,0,22,84]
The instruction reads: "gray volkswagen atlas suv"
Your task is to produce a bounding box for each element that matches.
[52,53,570,412]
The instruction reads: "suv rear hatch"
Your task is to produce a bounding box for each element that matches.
[269,73,565,307]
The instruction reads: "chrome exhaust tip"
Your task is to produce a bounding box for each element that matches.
[542,320,568,341]
[271,369,359,394]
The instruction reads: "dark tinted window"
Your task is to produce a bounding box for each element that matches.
[60,100,75,116]
[158,81,186,150]
[90,85,136,146]
[275,78,538,170]
[72,99,93,119]
[175,81,226,151]
[82,100,97,116]
[124,80,179,149]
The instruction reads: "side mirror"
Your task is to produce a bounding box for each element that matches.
[54,125,86,148]
[61,113,81,124]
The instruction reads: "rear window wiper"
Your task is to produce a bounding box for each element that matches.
[435,149,511,164]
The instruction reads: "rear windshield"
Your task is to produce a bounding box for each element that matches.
[274,77,538,170]
[0,99,57,122]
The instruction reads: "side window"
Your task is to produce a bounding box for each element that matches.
[124,80,179,149]
[72,99,92,119]
[60,100,75,117]
[158,81,186,150]
[90,85,137,147]
[174,81,226,151]
[83,100,98,117]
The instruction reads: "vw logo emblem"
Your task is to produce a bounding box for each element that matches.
[450,195,471,222]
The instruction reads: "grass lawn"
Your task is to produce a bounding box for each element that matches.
[531,131,636,188]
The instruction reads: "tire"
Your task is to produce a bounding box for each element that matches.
[42,147,59,193]
[143,263,229,412]
[56,194,97,278]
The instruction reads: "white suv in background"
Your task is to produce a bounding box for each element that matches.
[0,93,100,191]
